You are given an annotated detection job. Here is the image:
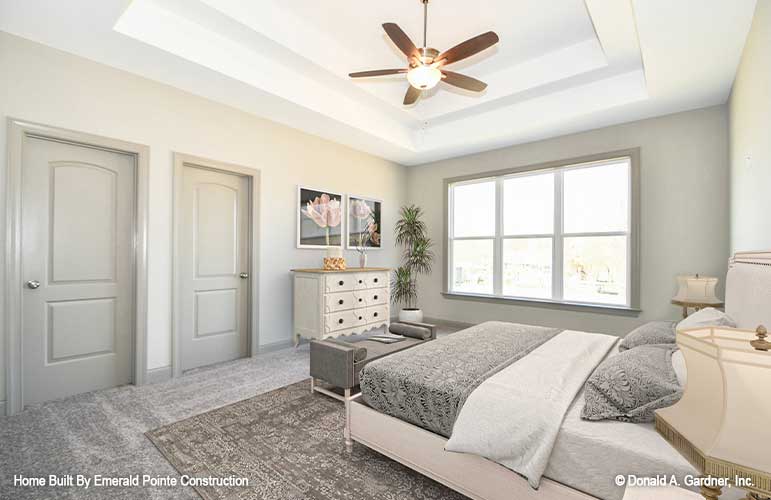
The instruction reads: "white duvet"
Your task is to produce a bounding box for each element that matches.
[445,330,617,488]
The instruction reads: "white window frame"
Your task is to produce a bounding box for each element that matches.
[443,149,640,312]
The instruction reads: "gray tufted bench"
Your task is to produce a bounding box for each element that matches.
[309,321,437,444]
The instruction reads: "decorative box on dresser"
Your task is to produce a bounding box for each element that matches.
[291,268,391,346]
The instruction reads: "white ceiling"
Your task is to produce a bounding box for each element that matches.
[0,0,757,165]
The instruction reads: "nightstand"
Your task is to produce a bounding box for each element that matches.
[623,486,703,500]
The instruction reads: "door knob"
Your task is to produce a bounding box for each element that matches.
[26,280,41,289]
[239,272,249,279]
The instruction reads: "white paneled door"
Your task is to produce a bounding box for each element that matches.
[21,137,136,405]
[178,165,250,371]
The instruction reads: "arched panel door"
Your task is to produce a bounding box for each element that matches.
[178,165,250,371]
[21,137,135,405]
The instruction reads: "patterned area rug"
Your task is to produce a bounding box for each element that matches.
[146,380,467,500]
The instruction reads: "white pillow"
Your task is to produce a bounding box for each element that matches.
[677,307,736,331]
[671,350,687,387]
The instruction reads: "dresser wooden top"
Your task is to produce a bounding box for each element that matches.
[291,267,391,273]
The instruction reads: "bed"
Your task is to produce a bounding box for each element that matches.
[347,251,771,500]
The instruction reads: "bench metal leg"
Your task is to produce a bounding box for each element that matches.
[310,377,315,394]
[344,388,353,450]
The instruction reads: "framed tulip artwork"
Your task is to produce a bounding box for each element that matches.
[297,186,344,249]
[346,195,382,250]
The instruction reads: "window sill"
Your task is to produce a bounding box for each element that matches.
[440,291,642,316]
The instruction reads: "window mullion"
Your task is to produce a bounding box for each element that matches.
[493,177,503,296]
[553,171,564,301]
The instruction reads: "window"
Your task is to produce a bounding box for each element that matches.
[446,152,638,309]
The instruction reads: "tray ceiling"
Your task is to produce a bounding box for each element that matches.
[0,0,757,165]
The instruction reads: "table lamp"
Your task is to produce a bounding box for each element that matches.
[671,274,724,318]
[655,325,771,500]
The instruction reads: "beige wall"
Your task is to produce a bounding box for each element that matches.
[0,33,407,404]
[729,1,771,253]
[407,106,730,335]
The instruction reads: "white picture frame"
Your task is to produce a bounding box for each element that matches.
[297,186,345,249]
[345,194,383,250]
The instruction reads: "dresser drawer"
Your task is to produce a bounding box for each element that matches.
[324,274,355,293]
[353,274,369,290]
[365,272,388,289]
[361,288,388,306]
[325,310,365,333]
[365,305,388,323]
[324,291,355,313]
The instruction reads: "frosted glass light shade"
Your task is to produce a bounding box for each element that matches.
[655,326,771,497]
[672,274,722,304]
[407,65,442,90]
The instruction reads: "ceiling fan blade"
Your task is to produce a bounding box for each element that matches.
[436,31,499,66]
[382,23,420,60]
[404,85,422,105]
[441,71,488,92]
[349,69,408,78]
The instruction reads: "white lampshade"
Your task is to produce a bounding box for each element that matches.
[672,274,722,304]
[655,326,771,497]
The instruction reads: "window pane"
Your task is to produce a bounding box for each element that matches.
[564,161,629,233]
[502,238,552,298]
[452,181,495,237]
[563,236,628,305]
[451,239,494,294]
[503,173,554,235]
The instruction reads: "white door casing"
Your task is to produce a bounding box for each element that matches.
[177,163,250,371]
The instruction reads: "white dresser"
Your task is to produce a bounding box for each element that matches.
[291,268,391,346]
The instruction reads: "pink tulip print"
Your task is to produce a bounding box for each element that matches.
[298,188,343,247]
[347,196,381,250]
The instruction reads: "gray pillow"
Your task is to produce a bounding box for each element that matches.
[581,345,682,423]
[389,322,431,340]
[619,321,677,351]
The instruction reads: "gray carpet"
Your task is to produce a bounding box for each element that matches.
[147,380,465,500]
[0,324,465,499]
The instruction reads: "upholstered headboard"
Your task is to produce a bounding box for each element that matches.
[725,251,771,329]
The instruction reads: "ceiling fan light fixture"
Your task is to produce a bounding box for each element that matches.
[407,64,442,90]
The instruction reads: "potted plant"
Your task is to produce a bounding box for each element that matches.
[392,205,434,322]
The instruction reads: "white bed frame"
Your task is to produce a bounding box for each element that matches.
[347,393,595,500]
[346,251,771,500]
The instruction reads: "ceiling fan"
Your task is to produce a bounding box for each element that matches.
[349,0,500,106]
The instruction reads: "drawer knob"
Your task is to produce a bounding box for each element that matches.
[338,280,344,286]
[358,298,363,302]
[374,312,378,317]
[374,295,378,300]
[358,316,363,320]
[358,279,363,284]
[338,318,344,324]
[374,278,379,283]
[338,299,344,305]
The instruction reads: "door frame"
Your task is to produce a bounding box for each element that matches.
[3,119,150,416]
[171,153,260,378]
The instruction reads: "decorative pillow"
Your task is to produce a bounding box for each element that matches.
[677,307,736,330]
[581,345,682,423]
[619,321,677,351]
[389,322,431,340]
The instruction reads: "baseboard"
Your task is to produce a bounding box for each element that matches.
[145,366,172,385]
[258,339,295,353]
[0,400,6,417]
